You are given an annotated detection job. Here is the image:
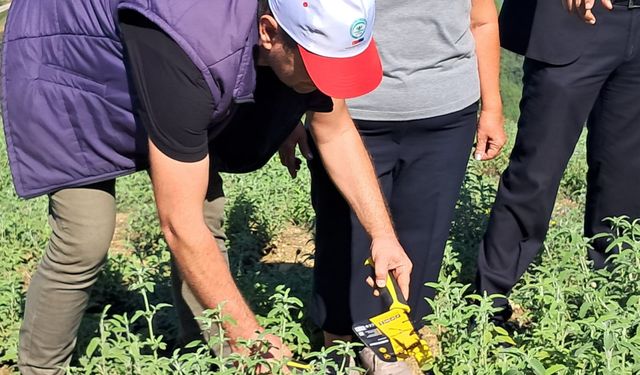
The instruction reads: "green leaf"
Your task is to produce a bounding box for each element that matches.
[545,364,566,375]
[155,303,172,310]
[574,343,593,357]
[184,340,203,349]
[85,337,101,358]
[495,335,517,346]
[527,358,546,375]
[131,310,144,323]
[536,351,551,360]
[579,301,591,318]
[604,333,614,350]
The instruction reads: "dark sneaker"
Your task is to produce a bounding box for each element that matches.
[492,303,513,324]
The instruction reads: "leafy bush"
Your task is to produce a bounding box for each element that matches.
[2,50,639,373]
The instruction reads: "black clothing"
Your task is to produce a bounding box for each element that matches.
[477,4,640,309]
[211,68,333,173]
[120,11,215,162]
[120,11,332,168]
[499,0,596,65]
[310,103,478,335]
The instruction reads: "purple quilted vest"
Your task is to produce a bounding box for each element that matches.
[2,0,257,198]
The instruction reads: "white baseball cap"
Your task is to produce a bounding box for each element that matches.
[268,0,382,99]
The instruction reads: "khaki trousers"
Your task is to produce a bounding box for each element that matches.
[18,174,227,375]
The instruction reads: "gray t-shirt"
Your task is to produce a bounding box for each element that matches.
[348,0,480,121]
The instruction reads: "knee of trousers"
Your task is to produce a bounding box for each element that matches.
[41,218,114,284]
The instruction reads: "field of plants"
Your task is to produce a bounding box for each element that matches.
[2,40,640,374]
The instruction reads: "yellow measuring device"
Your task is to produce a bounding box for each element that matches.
[352,259,433,366]
[287,360,312,371]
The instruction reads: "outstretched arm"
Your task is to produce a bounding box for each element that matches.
[148,144,262,347]
[120,10,290,363]
[307,99,413,298]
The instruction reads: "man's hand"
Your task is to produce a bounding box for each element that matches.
[370,236,413,300]
[563,0,613,24]
[278,122,313,178]
[254,334,292,374]
[474,108,506,161]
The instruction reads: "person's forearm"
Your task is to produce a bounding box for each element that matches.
[149,146,261,348]
[164,223,261,347]
[308,102,413,296]
[471,1,502,112]
[308,102,395,240]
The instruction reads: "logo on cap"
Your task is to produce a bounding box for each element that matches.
[350,18,367,39]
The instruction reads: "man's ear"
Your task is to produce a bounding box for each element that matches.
[258,15,279,51]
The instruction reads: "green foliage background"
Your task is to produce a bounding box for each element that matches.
[1,9,640,374]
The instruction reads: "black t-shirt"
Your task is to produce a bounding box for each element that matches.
[119,10,333,171]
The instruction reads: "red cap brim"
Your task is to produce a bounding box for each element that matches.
[299,39,382,99]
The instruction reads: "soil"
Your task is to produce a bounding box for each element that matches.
[260,225,315,269]
[553,196,580,219]
[418,326,441,359]
[110,212,130,255]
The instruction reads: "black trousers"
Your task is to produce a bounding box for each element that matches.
[310,103,477,335]
[476,6,640,309]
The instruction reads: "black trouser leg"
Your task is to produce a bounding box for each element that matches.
[388,105,477,326]
[310,104,477,335]
[476,7,636,307]
[309,123,396,336]
[476,60,593,308]
[585,35,640,267]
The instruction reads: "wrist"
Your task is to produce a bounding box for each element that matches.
[370,233,400,246]
[367,218,397,241]
[480,104,503,114]
[480,99,503,114]
[230,324,263,349]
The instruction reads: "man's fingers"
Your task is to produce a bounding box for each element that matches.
[374,261,388,289]
[483,141,503,160]
[284,153,296,177]
[484,149,499,161]
[394,269,411,301]
[566,0,581,12]
[584,9,596,24]
[579,0,596,23]
[296,128,314,160]
[289,158,302,178]
[278,146,301,178]
[365,276,381,296]
[567,0,605,23]
[366,276,375,288]
[288,165,297,179]
[475,134,488,161]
